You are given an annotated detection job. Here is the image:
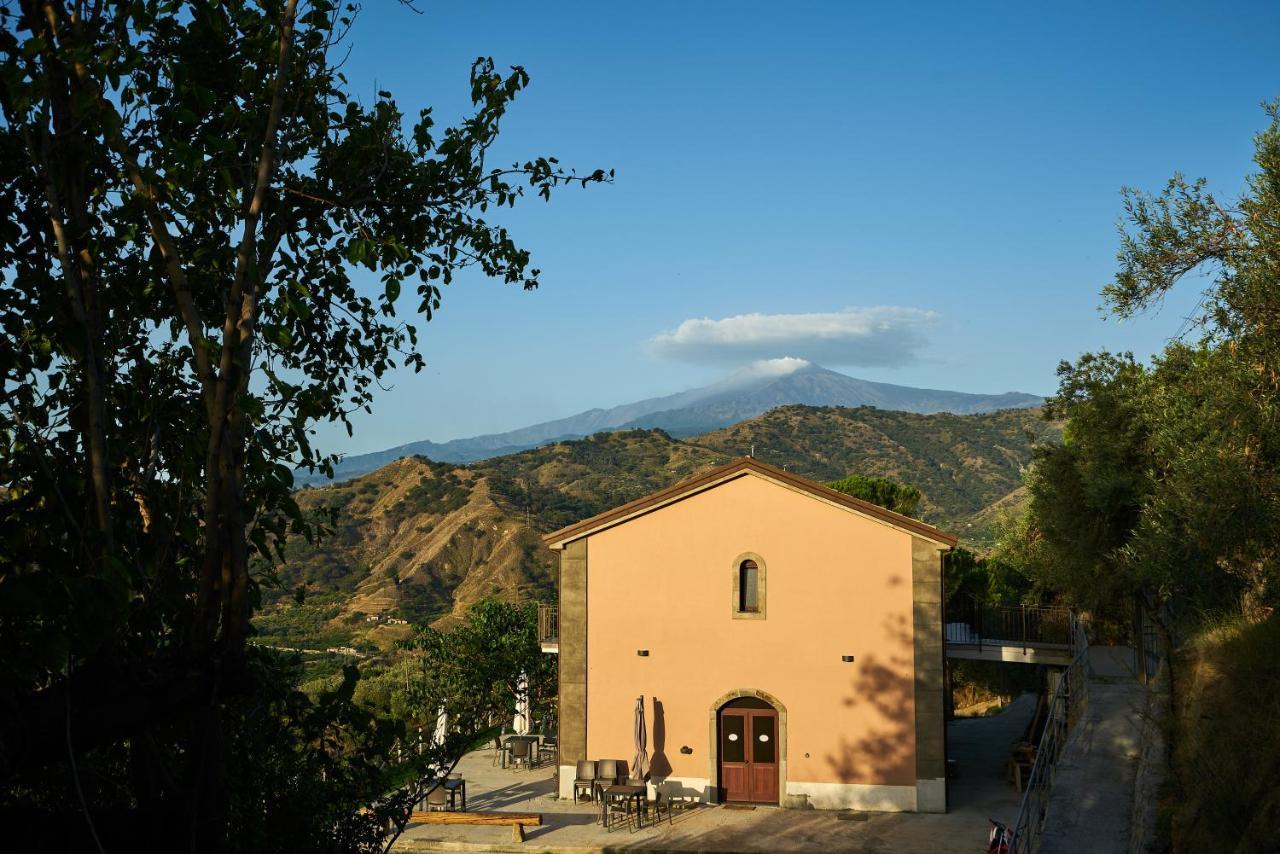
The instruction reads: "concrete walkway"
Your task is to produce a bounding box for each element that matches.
[947,692,1038,827]
[394,698,1035,853]
[1039,646,1145,854]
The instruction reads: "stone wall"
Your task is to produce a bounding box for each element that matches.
[1128,662,1169,853]
[911,536,947,812]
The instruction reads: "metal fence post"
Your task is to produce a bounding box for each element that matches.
[1021,605,1028,654]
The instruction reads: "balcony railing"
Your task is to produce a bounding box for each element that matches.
[945,596,1074,652]
[537,603,558,646]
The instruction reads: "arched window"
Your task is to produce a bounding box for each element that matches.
[738,560,759,613]
[731,553,766,619]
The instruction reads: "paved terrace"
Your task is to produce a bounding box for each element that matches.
[393,694,1036,853]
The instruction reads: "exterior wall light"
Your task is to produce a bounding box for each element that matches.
[841,655,855,662]
[637,649,650,657]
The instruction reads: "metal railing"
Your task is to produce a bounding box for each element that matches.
[946,597,1074,652]
[1004,618,1091,853]
[537,603,557,645]
[1134,601,1163,683]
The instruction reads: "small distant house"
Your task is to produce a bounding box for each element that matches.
[542,458,956,812]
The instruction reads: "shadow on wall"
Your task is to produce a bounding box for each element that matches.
[651,698,673,778]
[825,613,916,785]
[653,779,709,801]
[648,697,709,800]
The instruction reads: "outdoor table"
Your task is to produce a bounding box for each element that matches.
[443,777,466,812]
[501,735,539,769]
[599,784,646,830]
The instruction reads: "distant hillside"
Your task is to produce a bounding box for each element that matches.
[620,366,1043,438]
[258,456,560,652]
[297,361,1042,485]
[262,406,1056,646]
[692,405,1060,527]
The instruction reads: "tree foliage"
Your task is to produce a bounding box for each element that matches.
[987,100,1280,854]
[826,472,923,517]
[1019,101,1280,623]
[943,545,1030,612]
[1013,352,1151,613]
[407,599,555,739]
[0,2,606,850]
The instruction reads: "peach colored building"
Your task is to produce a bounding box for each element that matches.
[543,458,957,813]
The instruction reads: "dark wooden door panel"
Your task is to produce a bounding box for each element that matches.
[749,762,778,802]
[747,710,779,804]
[720,711,750,802]
[719,706,779,804]
[721,764,749,802]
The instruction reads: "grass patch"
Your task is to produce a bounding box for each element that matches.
[1168,613,1280,852]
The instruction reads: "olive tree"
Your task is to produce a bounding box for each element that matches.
[0,2,607,850]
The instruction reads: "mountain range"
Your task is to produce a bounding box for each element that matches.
[263,403,1061,653]
[299,359,1042,485]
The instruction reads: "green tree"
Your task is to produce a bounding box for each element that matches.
[1021,101,1280,623]
[826,472,923,517]
[407,599,555,737]
[1022,102,1280,852]
[1099,101,1280,619]
[1016,352,1151,616]
[0,2,606,850]
[398,600,553,841]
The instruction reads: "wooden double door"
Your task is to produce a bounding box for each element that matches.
[717,700,779,804]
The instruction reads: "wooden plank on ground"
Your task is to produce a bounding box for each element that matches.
[409,811,541,842]
[408,811,541,826]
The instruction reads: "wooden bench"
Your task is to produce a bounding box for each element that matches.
[409,811,542,842]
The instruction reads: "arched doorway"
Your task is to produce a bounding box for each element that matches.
[712,694,782,804]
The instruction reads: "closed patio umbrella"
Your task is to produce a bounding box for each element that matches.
[513,671,530,735]
[633,696,649,781]
[432,704,448,747]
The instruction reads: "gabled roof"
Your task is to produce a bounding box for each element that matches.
[541,457,958,550]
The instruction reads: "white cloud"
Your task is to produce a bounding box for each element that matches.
[711,357,813,391]
[649,307,938,367]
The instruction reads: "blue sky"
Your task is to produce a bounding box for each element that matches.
[317,1,1279,455]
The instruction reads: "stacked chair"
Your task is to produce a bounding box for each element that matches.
[572,760,597,803]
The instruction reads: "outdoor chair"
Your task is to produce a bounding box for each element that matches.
[643,789,673,827]
[602,792,637,832]
[599,777,646,832]
[490,735,505,767]
[537,734,558,767]
[594,759,619,800]
[508,737,532,770]
[442,773,466,811]
[572,760,597,803]
[422,784,451,812]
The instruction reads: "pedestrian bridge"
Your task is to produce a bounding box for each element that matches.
[945,601,1079,666]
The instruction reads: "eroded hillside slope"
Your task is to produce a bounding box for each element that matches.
[258,406,1059,648]
[691,405,1060,526]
